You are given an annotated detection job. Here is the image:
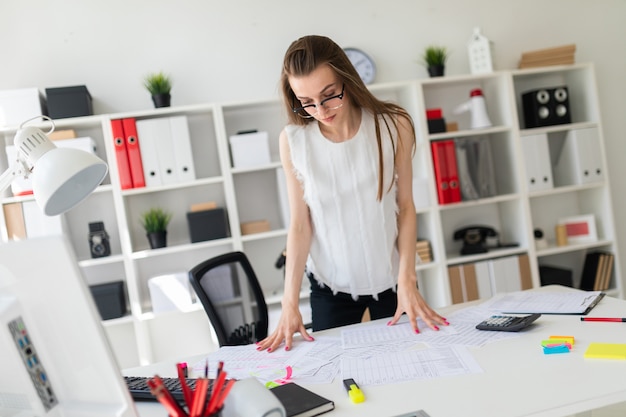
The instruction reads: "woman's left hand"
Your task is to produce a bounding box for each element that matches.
[388,277,449,333]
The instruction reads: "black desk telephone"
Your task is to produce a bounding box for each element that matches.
[453,225,497,255]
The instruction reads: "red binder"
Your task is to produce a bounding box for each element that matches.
[121,118,145,188]
[443,140,461,203]
[110,119,133,190]
[431,141,449,204]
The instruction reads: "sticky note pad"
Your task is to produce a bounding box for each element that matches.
[584,343,626,359]
[550,335,575,345]
[543,345,570,354]
[542,340,572,349]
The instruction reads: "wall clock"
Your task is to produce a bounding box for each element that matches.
[343,47,376,85]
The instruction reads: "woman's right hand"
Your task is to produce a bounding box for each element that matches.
[256,304,314,352]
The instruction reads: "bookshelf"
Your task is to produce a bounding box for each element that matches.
[0,62,620,368]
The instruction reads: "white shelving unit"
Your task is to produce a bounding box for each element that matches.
[1,63,620,368]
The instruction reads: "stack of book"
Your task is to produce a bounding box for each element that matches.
[416,239,432,263]
[518,44,576,69]
[580,251,614,291]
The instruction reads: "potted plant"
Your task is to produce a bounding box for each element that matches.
[140,207,172,249]
[421,45,449,77]
[143,71,172,108]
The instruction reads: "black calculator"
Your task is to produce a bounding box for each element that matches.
[476,313,541,332]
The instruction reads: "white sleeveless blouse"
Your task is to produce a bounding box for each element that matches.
[286,110,399,298]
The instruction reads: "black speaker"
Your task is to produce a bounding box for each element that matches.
[521,86,571,128]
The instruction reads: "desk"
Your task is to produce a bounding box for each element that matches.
[126,287,626,417]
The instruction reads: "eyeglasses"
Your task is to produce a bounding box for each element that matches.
[292,84,345,118]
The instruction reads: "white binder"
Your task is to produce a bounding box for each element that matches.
[553,127,604,186]
[521,133,553,192]
[474,259,493,299]
[169,115,196,183]
[151,117,178,185]
[489,256,522,294]
[136,118,163,186]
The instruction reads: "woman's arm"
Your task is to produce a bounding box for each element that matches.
[388,114,449,332]
[257,129,314,352]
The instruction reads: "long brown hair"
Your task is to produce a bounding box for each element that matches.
[280,35,416,200]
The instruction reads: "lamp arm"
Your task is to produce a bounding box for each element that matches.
[0,158,30,194]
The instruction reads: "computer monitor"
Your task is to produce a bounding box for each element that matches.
[0,236,138,417]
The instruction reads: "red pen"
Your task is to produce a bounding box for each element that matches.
[177,362,193,407]
[205,378,235,417]
[580,317,626,322]
[147,376,187,417]
[205,370,227,415]
[190,378,209,417]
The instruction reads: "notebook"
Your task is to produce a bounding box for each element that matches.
[270,383,334,417]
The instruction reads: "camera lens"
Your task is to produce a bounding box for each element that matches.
[92,243,106,256]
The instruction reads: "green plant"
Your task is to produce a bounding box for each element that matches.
[140,208,172,233]
[143,72,172,95]
[421,45,449,67]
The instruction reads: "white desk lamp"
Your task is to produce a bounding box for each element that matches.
[0,116,108,216]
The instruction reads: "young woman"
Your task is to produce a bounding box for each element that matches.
[257,35,448,352]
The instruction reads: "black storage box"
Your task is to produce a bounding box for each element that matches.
[427,118,446,134]
[539,265,573,287]
[45,85,93,119]
[187,208,230,243]
[89,281,127,320]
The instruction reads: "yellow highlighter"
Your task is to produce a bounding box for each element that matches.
[343,378,365,403]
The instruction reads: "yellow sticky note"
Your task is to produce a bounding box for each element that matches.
[584,343,626,360]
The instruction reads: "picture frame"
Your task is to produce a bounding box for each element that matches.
[557,214,597,244]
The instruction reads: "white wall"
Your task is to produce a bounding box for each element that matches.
[3,0,626,286]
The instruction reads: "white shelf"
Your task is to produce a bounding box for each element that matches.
[1,62,620,367]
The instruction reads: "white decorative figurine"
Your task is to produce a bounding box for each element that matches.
[468,27,494,74]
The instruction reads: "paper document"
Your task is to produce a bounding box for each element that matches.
[341,345,482,386]
[483,290,605,315]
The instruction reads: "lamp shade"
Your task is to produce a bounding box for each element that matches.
[32,147,108,216]
[12,125,108,216]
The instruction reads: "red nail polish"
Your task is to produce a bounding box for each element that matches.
[434,326,440,331]
[387,320,392,326]
[414,329,420,334]
[285,346,290,351]
[268,348,272,352]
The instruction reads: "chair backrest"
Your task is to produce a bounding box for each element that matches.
[188,251,268,346]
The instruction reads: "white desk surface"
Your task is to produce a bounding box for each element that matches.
[125,287,626,417]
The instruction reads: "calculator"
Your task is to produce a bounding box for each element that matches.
[476,313,541,332]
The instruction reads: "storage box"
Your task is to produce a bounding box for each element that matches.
[539,266,573,287]
[229,131,271,168]
[45,85,93,119]
[0,88,47,127]
[187,208,229,243]
[89,281,127,320]
[241,220,271,235]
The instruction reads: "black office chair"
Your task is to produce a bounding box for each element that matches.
[188,251,268,346]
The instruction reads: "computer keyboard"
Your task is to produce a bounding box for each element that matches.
[124,375,200,401]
